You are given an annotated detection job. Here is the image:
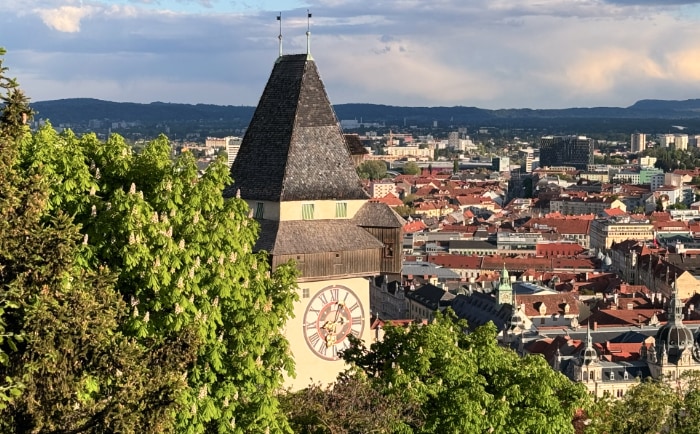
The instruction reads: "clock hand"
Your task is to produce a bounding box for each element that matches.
[333,301,344,323]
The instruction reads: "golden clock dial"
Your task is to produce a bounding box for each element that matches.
[303,285,364,361]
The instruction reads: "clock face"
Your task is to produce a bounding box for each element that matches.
[303,284,365,361]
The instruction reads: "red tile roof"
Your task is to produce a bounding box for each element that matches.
[653,220,688,231]
[517,293,579,317]
[427,254,482,269]
[403,220,428,233]
[371,192,403,207]
[603,208,628,217]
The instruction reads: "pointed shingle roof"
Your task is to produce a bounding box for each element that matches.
[225,54,368,202]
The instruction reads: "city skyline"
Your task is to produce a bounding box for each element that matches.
[3,0,700,110]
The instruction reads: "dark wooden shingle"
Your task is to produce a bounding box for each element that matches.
[225,54,368,202]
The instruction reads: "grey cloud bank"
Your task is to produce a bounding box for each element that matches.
[2,0,700,109]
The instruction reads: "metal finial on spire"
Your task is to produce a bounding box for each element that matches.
[306,9,313,60]
[276,13,283,60]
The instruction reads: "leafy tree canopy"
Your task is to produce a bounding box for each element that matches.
[11,125,299,432]
[357,160,387,181]
[583,373,700,434]
[403,161,421,176]
[0,48,298,433]
[1,48,197,433]
[296,311,591,434]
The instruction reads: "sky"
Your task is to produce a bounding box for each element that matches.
[3,0,700,110]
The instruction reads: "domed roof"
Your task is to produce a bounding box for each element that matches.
[579,326,599,365]
[655,281,694,356]
[581,345,598,365]
[656,325,694,352]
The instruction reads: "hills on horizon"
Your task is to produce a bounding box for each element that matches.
[29,97,700,134]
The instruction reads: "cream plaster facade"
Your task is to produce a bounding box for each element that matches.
[244,199,368,221]
[284,276,373,390]
[590,219,654,251]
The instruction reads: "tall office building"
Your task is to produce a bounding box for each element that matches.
[539,135,594,170]
[674,134,688,151]
[492,156,510,172]
[447,131,460,149]
[225,136,242,167]
[630,133,646,153]
[691,135,700,148]
[659,134,675,148]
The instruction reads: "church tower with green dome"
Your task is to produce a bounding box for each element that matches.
[497,263,513,306]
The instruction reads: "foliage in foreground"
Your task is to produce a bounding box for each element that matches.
[1,47,299,433]
[1,47,196,434]
[285,312,590,434]
[585,372,700,434]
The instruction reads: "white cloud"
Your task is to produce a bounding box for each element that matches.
[34,5,94,32]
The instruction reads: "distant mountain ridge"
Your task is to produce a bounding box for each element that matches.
[29,98,700,131]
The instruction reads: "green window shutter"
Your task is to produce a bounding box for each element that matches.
[302,203,315,220]
[335,201,347,218]
[255,202,264,219]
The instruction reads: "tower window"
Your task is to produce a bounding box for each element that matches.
[384,243,395,258]
[335,201,348,218]
[254,202,264,219]
[302,203,315,220]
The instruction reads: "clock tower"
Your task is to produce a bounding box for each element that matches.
[224,51,403,389]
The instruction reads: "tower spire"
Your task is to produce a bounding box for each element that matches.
[580,321,598,365]
[586,322,592,347]
[306,10,313,60]
[276,12,283,59]
[669,277,684,324]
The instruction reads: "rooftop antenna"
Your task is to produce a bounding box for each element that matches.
[276,12,283,59]
[306,9,313,60]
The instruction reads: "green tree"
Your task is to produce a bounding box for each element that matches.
[668,202,689,210]
[393,205,415,217]
[357,160,387,181]
[586,372,700,434]
[585,378,677,434]
[657,197,665,211]
[0,49,197,433]
[403,161,420,175]
[342,311,589,433]
[281,371,418,434]
[0,45,33,412]
[673,372,700,434]
[14,126,299,431]
[402,193,418,206]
